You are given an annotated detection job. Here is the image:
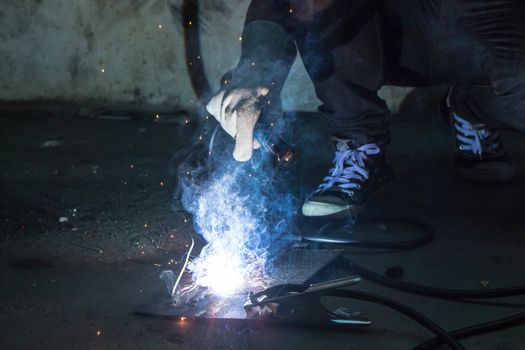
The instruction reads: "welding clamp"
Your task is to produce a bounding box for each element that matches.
[243,276,371,326]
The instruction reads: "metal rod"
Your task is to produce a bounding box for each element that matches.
[171,237,195,297]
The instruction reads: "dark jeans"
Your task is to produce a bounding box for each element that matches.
[236,0,525,145]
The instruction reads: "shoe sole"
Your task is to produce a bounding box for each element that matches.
[301,201,354,217]
[301,180,394,218]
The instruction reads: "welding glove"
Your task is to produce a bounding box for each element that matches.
[206,88,269,162]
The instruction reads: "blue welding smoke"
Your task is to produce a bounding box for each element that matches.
[174,114,301,296]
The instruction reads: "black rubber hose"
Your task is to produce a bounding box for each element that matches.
[302,216,434,249]
[344,258,525,299]
[181,0,212,102]
[412,311,525,350]
[327,289,465,350]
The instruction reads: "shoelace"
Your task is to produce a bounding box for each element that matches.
[317,142,380,196]
[453,113,499,157]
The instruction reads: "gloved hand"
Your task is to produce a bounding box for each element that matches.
[206,88,269,162]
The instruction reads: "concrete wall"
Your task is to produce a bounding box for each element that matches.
[0,0,413,113]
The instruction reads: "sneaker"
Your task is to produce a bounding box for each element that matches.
[301,139,393,218]
[451,112,515,183]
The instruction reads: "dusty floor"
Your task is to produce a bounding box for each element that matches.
[1,108,525,349]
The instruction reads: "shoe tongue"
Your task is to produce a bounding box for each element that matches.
[332,137,361,151]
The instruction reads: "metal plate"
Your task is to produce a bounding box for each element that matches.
[134,248,345,323]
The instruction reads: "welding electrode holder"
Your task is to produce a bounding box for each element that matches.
[201,92,298,167]
[243,277,466,350]
[253,118,298,167]
[251,95,299,167]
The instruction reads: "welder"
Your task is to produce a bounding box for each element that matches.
[206,0,525,220]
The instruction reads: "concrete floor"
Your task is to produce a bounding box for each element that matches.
[1,110,525,349]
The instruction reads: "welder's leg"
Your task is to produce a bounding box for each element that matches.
[396,0,525,130]
[444,0,525,131]
[298,14,395,219]
[296,14,390,146]
[449,82,525,132]
[385,0,525,130]
[387,0,525,183]
[242,0,391,145]
[439,2,525,183]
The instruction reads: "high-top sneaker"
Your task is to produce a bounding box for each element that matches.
[301,139,393,219]
[451,112,515,183]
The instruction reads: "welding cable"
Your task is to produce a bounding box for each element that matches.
[181,0,211,100]
[344,258,525,299]
[302,216,434,250]
[326,289,465,350]
[411,310,525,350]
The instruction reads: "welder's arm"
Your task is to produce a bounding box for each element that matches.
[206,0,297,162]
